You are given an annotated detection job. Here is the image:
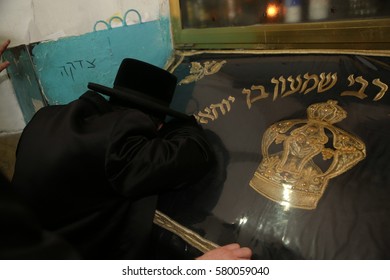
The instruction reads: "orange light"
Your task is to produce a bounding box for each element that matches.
[266,4,279,18]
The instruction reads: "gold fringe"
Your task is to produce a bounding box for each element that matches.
[174,49,390,57]
[153,210,219,253]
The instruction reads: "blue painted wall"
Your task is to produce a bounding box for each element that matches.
[32,16,173,105]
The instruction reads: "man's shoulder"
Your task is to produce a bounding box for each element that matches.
[35,91,111,115]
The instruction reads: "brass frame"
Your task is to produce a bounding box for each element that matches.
[169,0,390,50]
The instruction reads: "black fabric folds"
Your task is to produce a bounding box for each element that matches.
[11,91,213,259]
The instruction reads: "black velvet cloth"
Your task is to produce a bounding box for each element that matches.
[11,91,213,259]
[155,52,390,260]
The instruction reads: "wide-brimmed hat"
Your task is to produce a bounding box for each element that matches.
[88,58,190,120]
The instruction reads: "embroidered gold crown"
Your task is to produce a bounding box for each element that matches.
[249,100,366,210]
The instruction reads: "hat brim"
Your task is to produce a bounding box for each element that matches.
[88,83,191,121]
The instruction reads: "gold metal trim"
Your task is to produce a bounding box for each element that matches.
[167,49,390,74]
[175,49,390,57]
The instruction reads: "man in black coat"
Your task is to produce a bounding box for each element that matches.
[10,58,252,260]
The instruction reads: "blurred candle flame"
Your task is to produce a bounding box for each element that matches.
[266,3,279,18]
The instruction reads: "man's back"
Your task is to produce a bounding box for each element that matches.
[12,91,213,259]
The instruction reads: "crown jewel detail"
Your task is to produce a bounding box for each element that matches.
[250,100,366,210]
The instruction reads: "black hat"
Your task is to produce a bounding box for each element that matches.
[88,58,190,121]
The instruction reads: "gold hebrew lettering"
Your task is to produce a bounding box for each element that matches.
[195,96,236,124]
[242,88,252,109]
[196,108,215,124]
[209,104,222,118]
[271,78,280,100]
[341,75,368,99]
[209,97,234,118]
[271,77,289,100]
[242,85,269,109]
[281,75,303,98]
[278,76,287,98]
[372,78,389,101]
[228,96,236,103]
[301,73,320,95]
[318,73,338,93]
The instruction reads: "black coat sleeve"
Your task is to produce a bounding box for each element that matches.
[105,114,214,200]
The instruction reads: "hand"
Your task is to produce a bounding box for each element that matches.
[196,243,252,260]
[0,39,11,73]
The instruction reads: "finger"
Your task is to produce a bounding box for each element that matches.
[220,243,240,250]
[0,61,10,72]
[0,39,10,55]
[233,247,252,259]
